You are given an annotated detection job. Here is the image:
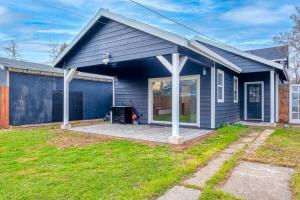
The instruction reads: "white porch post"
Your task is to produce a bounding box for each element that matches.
[61,68,77,129]
[275,73,279,122]
[211,62,216,129]
[270,70,275,123]
[171,53,180,138]
[156,53,187,144]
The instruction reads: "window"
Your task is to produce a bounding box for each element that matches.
[217,70,224,102]
[233,76,238,103]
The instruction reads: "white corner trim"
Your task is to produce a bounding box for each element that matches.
[6,70,9,87]
[233,76,238,103]
[193,36,283,70]
[270,71,275,123]
[211,63,216,129]
[112,77,115,107]
[275,73,279,122]
[244,81,264,121]
[217,69,224,103]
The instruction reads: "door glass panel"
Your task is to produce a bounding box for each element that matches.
[152,80,172,122]
[152,78,197,123]
[180,79,197,123]
[249,86,260,102]
[291,86,300,121]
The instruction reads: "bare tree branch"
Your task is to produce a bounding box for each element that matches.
[274,6,300,83]
[49,42,68,63]
[4,40,20,60]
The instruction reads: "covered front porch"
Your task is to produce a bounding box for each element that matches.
[70,123,211,144]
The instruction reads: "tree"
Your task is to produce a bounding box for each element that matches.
[274,7,300,83]
[49,42,68,63]
[4,40,20,60]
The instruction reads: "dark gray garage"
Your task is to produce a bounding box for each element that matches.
[0,57,113,127]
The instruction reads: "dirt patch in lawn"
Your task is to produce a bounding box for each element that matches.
[48,134,112,148]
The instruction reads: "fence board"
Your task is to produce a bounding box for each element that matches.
[279,84,289,123]
[0,86,9,128]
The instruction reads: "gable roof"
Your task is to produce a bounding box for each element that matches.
[53,8,286,77]
[193,36,284,70]
[245,46,289,61]
[53,9,241,73]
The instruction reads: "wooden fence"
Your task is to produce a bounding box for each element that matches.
[279,84,289,123]
[0,86,9,128]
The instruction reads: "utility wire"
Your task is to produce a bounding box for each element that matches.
[127,0,230,46]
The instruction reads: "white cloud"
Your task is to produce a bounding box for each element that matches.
[0,32,12,41]
[37,29,78,35]
[222,4,294,25]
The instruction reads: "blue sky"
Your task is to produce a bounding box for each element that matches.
[0,0,298,64]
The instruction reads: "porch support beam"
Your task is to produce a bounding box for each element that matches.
[270,70,275,123]
[61,68,77,129]
[156,53,188,144]
[211,62,216,129]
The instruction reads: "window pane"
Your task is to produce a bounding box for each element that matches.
[152,78,198,123]
[153,81,172,122]
[217,86,223,100]
[217,72,223,86]
[249,86,260,102]
[180,79,197,123]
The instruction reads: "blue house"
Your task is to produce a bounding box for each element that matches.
[53,9,288,144]
[0,57,113,127]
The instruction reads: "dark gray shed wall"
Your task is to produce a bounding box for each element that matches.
[0,68,7,86]
[240,71,271,122]
[9,72,112,125]
[63,18,178,68]
[113,59,211,128]
[215,64,240,127]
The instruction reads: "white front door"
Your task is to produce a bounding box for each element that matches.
[148,75,200,127]
[290,84,300,123]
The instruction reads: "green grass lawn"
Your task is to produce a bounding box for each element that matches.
[0,125,254,200]
[246,128,300,199]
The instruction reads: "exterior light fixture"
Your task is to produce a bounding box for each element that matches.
[102,53,111,65]
[203,67,206,76]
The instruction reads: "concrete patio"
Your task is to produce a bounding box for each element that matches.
[70,124,211,144]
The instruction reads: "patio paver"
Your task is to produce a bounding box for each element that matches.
[70,124,211,144]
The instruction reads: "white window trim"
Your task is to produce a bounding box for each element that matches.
[233,76,238,103]
[244,81,264,121]
[148,75,200,127]
[217,69,224,103]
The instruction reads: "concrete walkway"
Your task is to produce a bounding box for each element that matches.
[156,129,295,200]
[156,131,261,200]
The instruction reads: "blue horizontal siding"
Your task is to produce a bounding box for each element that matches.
[198,42,274,73]
[215,64,240,127]
[9,72,112,125]
[63,18,178,68]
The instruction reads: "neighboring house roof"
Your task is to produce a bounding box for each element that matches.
[0,57,113,81]
[53,9,286,78]
[245,46,289,61]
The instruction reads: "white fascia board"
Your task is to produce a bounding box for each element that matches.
[53,9,188,67]
[194,36,284,70]
[76,71,114,80]
[189,40,241,73]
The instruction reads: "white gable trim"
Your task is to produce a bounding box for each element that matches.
[53,9,241,74]
[193,36,284,70]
